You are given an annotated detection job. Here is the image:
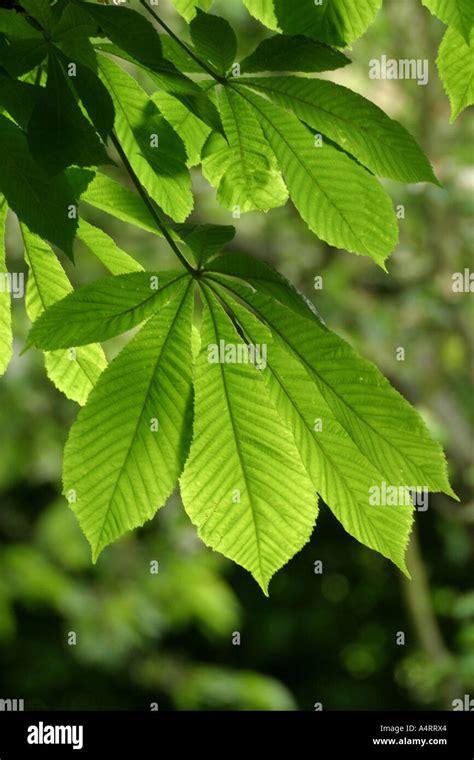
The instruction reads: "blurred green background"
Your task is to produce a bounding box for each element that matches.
[0,0,473,711]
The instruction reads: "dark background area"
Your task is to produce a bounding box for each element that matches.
[0,0,472,710]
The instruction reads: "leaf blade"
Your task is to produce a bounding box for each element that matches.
[63,283,195,561]
[239,77,437,184]
[22,227,107,405]
[180,286,318,593]
[237,89,398,265]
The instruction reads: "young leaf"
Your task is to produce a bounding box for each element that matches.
[77,219,143,275]
[22,227,107,405]
[0,115,77,258]
[63,284,195,562]
[239,77,437,184]
[211,278,456,499]
[26,272,187,350]
[27,49,110,175]
[243,0,382,47]
[190,9,237,75]
[238,89,398,265]
[217,286,414,574]
[0,202,12,376]
[151,91,211,167]
[98,55,193,222]
[239,34,351,74]
[202,87,288,212]
[180,287,318,594]
[421,0,474,44]
[437,27,474,122]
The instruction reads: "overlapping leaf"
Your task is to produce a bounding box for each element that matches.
[213,285,414,574]
[190,9,237,75]
[207,276,455,497]
[27,49,109,175]
[202,88,288,212]
[98,55,193,222]
[0,115,77,258]
[421,0,474,44]
[236,89,398,265]
[238,77,437,184]
[180,287,318,594]
[22,227,107,405]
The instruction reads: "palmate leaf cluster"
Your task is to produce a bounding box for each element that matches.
[0,0,460,591]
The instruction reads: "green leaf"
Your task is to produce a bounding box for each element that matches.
[202,87,288,212]
[160,34,207,73]
[239,34,351,74]
[93,42,224,136]
[171,223,235,265]
[51,1,98,42]
[0,115,77,258]
[421,0,474,44]
[151,90,211,167]
[215,284,414,574]
[0,38,48,77]
[211,278,456,500]
[437,27,474,122]
[239,77,437,184]
[190,9,237,74]
[84,3,167,72]
[20,0,53,31]
[77,219,143,275]
[69,170,159,236]
[64,54,115,141]
[0,202,12,376]
[58,32,98,72]
[27,49,110,175]
[0,8,42,39]
[22,227,107,405]
[98,55,193,222]
[171,0,213,22]
[63,283,194,561]
[243,0,382,46]
[0,75,41,129]
[180,286,318,594]
[206,251,322,320]
[26,271,187,350]
[238,89,398,265]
